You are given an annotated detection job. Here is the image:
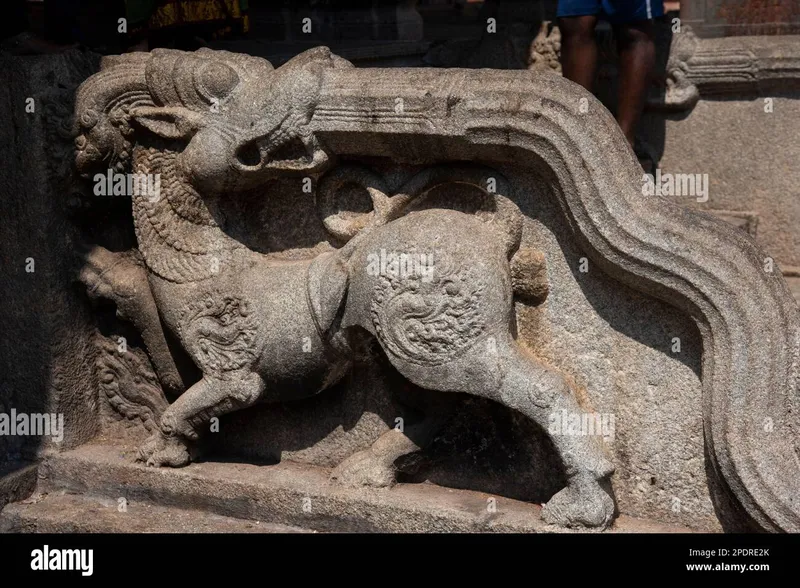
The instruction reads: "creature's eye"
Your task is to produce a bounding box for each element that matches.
[195,62,240,103]
[80,109,99,128]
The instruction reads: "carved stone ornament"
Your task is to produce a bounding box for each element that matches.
[527,23,800,111]
[529,21,562,74]
[71,46,800,532]
[658,27,800,109]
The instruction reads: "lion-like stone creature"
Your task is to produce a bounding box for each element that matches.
[74,47,616,528]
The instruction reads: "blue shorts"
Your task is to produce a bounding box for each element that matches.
[557,0,663,22]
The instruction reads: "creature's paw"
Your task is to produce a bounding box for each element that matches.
[330,449,397,489]
[541,474,615,529]
[79,246,148,317]
[137,432,190,468]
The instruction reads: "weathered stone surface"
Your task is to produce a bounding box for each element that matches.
[0,463,37,513]
[3,43,799,534]
[529,19,800,300]
[656,30,800,110]
[11,444,690,534]
[307,60,800,533]
[0,490,310,534]
[520,20,800,302]
[71,47,621,530]
[641,96,800,269]
[0,50,102,461]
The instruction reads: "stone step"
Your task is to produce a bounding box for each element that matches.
[0,463,37,511]
[21,443,690,533]
[0,490,311,533]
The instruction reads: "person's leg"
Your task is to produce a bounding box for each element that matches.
[613,19,656,146]
[558,15,600,91]
[556,1,602,90]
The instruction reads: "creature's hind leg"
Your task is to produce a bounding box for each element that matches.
[388,332,616,529]
[138,371,264,467]
[330,411,446,488]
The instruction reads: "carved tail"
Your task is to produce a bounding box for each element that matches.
[316,164,548,302]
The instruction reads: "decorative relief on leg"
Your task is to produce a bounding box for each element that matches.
[371,254,487,366]
[178,295,258,374]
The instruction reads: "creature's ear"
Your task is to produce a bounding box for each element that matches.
[131,106,204,140]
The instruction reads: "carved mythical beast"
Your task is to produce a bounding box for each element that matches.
[74,47,616,528]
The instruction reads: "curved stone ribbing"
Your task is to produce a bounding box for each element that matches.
[312,66,800,532]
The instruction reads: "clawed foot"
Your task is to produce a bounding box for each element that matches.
[137,432,191,468]
[79,246,148,319]
[541,474,615,529]
[330,449,397,488]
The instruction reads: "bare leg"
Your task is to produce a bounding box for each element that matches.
[614,20,656,147]
[558,15,599,91]
[138,371,265,467]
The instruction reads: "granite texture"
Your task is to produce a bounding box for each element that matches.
[1,45,798,533]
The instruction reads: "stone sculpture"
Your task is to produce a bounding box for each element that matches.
[74,47,614,528]
[69,46,800,533]
[529,21,562,74]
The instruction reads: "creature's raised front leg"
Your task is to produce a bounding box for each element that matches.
[79,245,185,395]
[138,371,265,467]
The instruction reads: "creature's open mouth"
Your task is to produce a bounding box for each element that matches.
[232,131,329,175]
[234,136,310,170]
[266,136,311,164]
[230,111,317,173]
